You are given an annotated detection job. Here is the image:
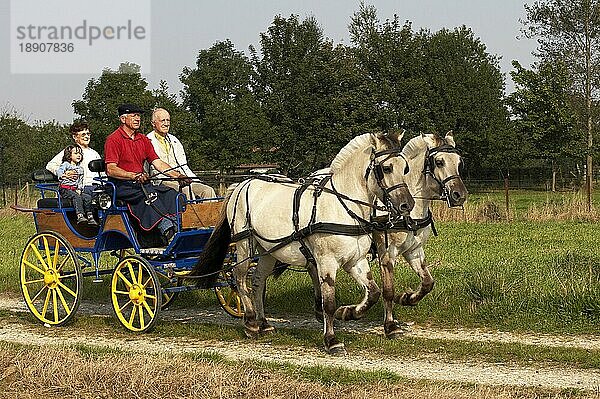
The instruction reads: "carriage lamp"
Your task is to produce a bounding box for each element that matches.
[91,192,112,210]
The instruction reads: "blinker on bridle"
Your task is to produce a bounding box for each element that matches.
[364,147,410,213]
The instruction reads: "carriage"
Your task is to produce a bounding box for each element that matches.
[14,160,244,332]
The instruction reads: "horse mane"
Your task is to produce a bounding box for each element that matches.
[330,133,372,173]
[402,133,445,160]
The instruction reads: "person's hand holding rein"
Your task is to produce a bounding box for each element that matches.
[133,172,149,184]
[176,173,193,188]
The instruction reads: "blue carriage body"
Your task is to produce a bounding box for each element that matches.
[31,177,222,279]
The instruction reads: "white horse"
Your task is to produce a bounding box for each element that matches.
[374,131,468,338]
[189,131,414,355]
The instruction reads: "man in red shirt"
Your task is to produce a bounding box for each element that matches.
[105,104,191,245]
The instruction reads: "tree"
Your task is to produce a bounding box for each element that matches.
[181,40,270,171]
[522,0,600,207]
[252,15,355,176]
[0,114,69,183]
[420,26,509,172]
[349,4,433,133]
[507,60,582,190]
[72,62,155,148]
[349,4,509,174]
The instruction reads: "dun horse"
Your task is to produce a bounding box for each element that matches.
[374,131,468,338]
[189,131,414,355]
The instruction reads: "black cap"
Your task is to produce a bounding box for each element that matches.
[118,103,145,116]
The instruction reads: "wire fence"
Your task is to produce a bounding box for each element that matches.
[0,168,591,209]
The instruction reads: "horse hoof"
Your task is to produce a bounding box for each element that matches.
[259,324,276,336]
[244,325,260,339]
[324,337,347,356]
[327,342,347,356]
[334,306,358,321]
[384,321,411,339]
[397,292,417,307]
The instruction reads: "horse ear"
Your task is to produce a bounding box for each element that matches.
[397,128,405,142]
[445,130,456,146]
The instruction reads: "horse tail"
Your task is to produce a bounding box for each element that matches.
[189,202,232,288]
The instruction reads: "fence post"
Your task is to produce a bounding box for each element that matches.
[504,177,510,221]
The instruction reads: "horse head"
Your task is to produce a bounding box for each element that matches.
[367,131,415,216]
[421,131,468,207]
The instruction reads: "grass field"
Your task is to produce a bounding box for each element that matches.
[3,188,600,336]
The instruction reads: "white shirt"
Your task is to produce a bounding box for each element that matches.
[46,146,103,187]
[146,131,197,178]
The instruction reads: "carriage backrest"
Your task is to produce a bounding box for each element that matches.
[88,158,105,173]
[32,169,57,183]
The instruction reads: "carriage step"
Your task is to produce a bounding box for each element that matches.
[139,247,166,255]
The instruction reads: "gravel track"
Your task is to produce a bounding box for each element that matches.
[1,295,599,392]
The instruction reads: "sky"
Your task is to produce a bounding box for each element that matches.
[1,0,538,124]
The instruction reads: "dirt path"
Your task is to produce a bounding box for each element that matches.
[1,295,599,392]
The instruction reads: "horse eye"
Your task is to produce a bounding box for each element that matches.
[382,165,393,174]
[435,159,444,167]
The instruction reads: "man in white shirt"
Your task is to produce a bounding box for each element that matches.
[46,121,103,195]
[146,108,216,199]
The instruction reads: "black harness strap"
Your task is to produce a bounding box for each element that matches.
[292,181,316,265]
[235,221,374,259]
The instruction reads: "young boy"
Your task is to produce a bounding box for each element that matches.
[57,145,98,226]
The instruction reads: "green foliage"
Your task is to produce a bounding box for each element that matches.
[420,26,509,170]
[251,15,355,176]
[72,62,155,148]
[181,40,269,170]
[349,4,508,172]
[507,60,583,165]
[0,114,69,183]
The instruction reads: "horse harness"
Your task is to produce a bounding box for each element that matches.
[229,146,422,265]
[424,141,464,206]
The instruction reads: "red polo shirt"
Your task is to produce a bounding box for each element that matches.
[104,126,159,173]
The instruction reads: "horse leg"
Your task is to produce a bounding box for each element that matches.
[233,240,261,338]
[318,258,346,356]
[251,254,277,336]
[334,257,380,321]
[379,245,407,338]
[396,246,434,306]
[306,263,324,322]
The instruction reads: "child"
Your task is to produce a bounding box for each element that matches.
[57,145,98,226]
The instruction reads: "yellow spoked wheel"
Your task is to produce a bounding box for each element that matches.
[214,244,256,319]
[20,231,82,326]
[214,269,244,318]
[111,256,162,332]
